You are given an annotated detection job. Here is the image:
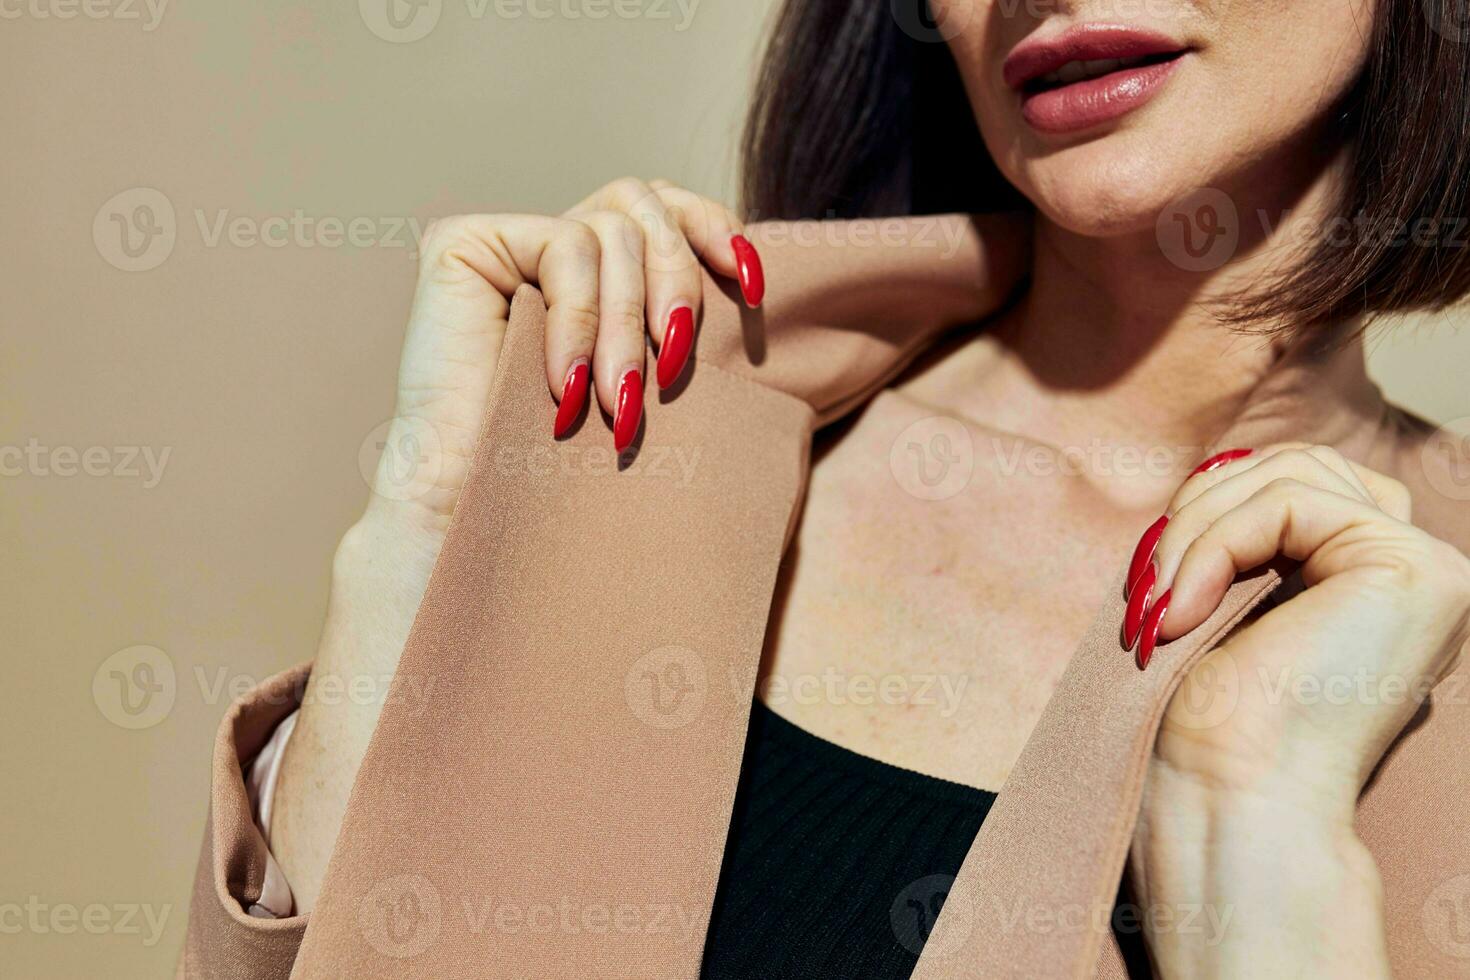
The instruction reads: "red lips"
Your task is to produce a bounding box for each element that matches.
[1003,24,1189,134]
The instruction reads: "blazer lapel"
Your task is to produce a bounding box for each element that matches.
[912,340,1389,980]
[291,285,814,978]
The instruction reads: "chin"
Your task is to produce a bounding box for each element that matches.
[1013,142,1200,239]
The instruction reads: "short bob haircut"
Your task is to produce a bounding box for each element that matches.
[741,0,1470,332]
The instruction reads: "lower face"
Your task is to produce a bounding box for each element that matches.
[931,0,1377,238]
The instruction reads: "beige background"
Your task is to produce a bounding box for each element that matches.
[2,2,1466,977]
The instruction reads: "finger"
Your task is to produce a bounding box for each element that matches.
[644,184,755,385]
[1160,480,1400,640]
[536,220,603,435]
[425,214,602,432]
[1123,449,1371,655]
[1170,444,1371,517]
[648,183,745,279]
[1157,449,1369,588]
[1280,445,1412,521]
[567,178,699,358]
[577,211,647,452]
[1127,447,1366,601]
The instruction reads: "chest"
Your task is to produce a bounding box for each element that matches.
[760,392,1150,791]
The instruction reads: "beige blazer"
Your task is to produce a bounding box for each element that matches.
[178,215,1470,979]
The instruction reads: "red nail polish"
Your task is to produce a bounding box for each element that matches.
[1126,515,1168,599]
[1137,589,1170,670]
[614,368,643,452]
[1123,564,1155,650]
[553,360,590,439]
[731,235,765,307]
[1189,448,1253,477]
[656,306,694,389]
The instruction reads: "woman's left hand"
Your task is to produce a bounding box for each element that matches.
[1125,443,1470,977]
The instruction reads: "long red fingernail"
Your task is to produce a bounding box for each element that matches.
[613,367,643,452]
[656,306,694,389]
[1137,589,1170,670]
[553,359,590,438]
[1189,448,1253,477]
[731,235,765,307]
[1126,515,1168,599]
[1123,564,1156,650]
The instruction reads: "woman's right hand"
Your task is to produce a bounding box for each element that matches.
[272,179,763,912]
[378,178,763,530]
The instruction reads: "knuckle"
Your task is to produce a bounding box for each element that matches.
[421,213,467,242]
[1177,470,1213,500]
[1275,448,1319,471]
[419,214,476,258]
[555,221,602,262]
[1380,475,1413,516]
[1258,476,1305,503]
[600,296,647,336]
[599,211,649,261]
[556,301,601,349]
[1432,539,1470,598]
[580,208,634,234]
[1363,551,1422,593]
[1306,445,1346,468]
[606,176,652,209]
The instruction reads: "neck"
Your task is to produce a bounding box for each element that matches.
[989,149,1362,453]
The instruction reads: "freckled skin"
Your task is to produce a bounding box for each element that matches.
[763,382,1138,789]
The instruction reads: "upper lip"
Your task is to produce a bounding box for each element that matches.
[1002,24,1187,90]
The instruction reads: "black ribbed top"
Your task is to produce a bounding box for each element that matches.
[700,700,997,980]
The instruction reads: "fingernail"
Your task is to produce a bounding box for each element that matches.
[656,306,694,389]
[1189,448,1253,477]
[613,366,643,453]
[731,235,765,307]
[1137,589,1170,670]
[1123,564,1156,651]
[1125,515,1168,599]
[553,358,590,439]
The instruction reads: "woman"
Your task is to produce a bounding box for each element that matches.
[181,0,1470,977]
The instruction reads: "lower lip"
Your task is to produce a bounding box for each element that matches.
[1020,56,1183,134]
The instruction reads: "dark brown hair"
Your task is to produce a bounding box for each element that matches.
[741,0,1470,330]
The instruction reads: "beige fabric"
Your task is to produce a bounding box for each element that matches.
[178,664,309,980]
[178,216,1470,979]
